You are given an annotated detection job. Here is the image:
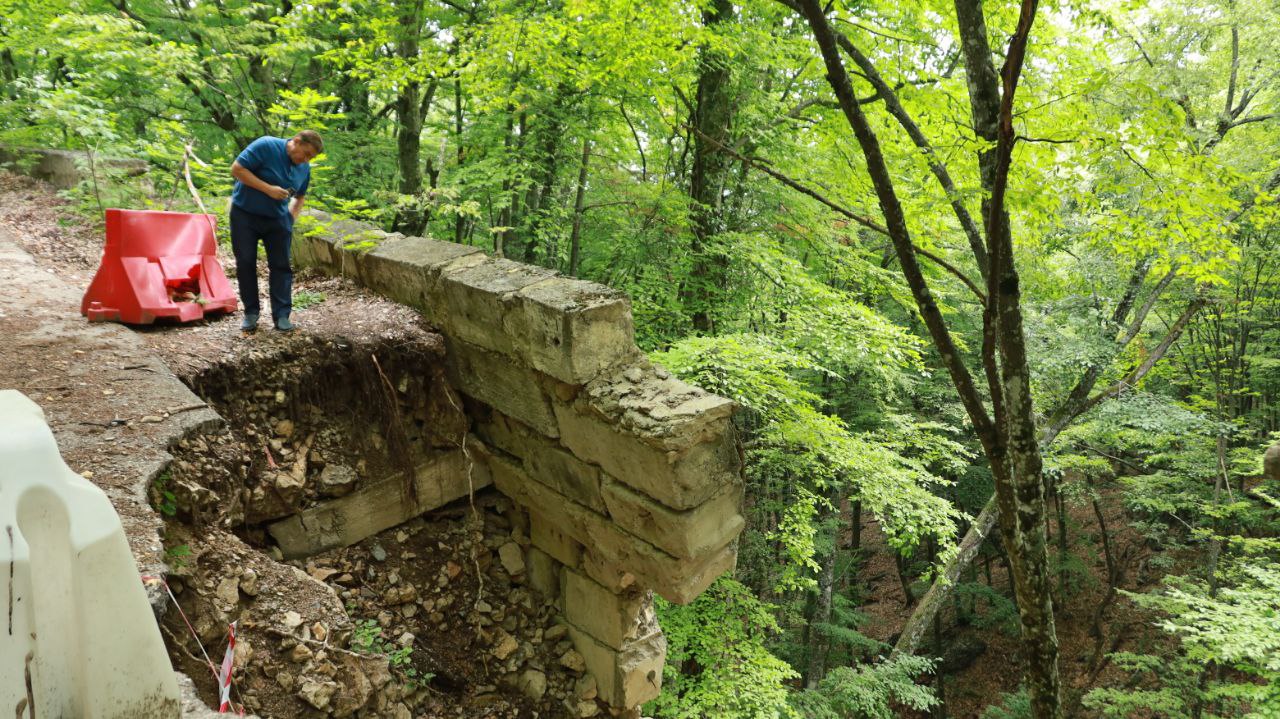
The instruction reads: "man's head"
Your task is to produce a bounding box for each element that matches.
[286,130,323,164]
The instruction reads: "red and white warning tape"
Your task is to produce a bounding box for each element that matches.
[143,575,245,716]
[217,621,237,713]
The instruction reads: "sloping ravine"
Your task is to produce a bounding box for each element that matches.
[155,331,606,718]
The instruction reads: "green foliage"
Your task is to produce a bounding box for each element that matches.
[807,595,883,659]
[649,578,799,719]
[165,543,191,570]
[953,582,1020,636]
[654,333,960,581]
[151,469,177,517]
[350,618,431,690]
[293,290,326,310]
[980,689,1031,719]
[1084,562,1280,717]
[4,0,1280,715]
[1083,651,1233,718]
[791,657,938,719]
[267,88,344,131]
[1153,564,1280,682]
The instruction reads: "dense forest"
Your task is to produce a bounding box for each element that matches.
[2,0,1279,716]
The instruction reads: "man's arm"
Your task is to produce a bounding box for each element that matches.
[289,195,306,221]
[231,160,291,201]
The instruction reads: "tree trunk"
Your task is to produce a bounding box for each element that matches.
[339,73,372,131]
[803,531,838,689]
[1056,485,1069,595]
[848,499,862,555]
[391,0,428,235]
[498,111,529,257]
[682,0,735,334]
[453,69,467,245]
[0,49,18,98]
[894,550,916,608]
[793,1,1061,712]
[523,92,568,263]
[567,136,592,276]
[1087,478,1120,672]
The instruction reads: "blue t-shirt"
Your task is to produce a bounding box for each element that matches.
[231,136,310,221]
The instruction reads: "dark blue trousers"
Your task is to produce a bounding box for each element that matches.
[229,205,292,322]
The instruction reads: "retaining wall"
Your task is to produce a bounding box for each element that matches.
[292,213,745,709]
[0,146,147,189]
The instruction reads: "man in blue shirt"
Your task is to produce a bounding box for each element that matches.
[229,130,321,332]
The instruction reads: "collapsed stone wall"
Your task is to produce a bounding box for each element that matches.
[292,213,746,709]
[0,146,147,189]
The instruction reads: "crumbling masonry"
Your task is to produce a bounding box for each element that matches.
[290,212,746,709]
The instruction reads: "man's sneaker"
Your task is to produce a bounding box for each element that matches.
[240,312,259,333]
[274,316,296,332]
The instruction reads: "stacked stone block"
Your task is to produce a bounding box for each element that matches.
[293,214,745,710]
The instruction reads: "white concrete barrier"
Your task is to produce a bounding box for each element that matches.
[1,390,179,718]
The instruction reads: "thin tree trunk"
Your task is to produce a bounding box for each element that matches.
[0,49,18,98]
[500,111,529,256]
[523,91,568,263]
[804,528,838,689]
[567,137,592,276]
[849,499,862,555]
[894,550,916,608]
[453,69,466,245]
[1190,433,1230,719]
[1056,485,1069,595]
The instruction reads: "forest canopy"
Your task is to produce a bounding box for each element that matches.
[2,0,1278,716]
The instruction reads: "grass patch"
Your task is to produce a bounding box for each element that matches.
[293,290,326,310]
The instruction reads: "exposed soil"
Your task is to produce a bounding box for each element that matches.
[159,332,600,718]
[0,172,221,596]
[854,482,1167,718]
[0,173,601,718]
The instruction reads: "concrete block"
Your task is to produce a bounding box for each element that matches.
[361,235,486,323]
[504,277,639,385]
[293,215,366,281]
[0,390,180,717]
[530,511,583,569]
[524,440,605,513]
[291,226,336,269]
[269,449,492,558]
[472,410,526,457]
[490,453,736,603]
[527,547,561,600]
[439,258,558,356]
[447,339,559,437]
[568,627,665,708]
[561,569,654,650]
[581,547,638,594]
[473,412,604,512]
[554,399,737,510]
[601,477,744,560]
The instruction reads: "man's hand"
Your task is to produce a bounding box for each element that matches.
[232,160,291,202]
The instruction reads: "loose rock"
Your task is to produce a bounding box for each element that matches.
[297,679,337,711]
[518,669,547,701]
[499,542,526,575]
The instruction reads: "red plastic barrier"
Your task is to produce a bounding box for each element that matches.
[80,209,237,324]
